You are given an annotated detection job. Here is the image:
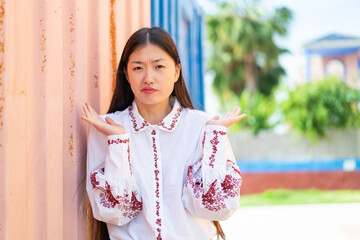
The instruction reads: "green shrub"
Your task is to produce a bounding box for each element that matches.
[231,90,277,134]
[281,77,360,142]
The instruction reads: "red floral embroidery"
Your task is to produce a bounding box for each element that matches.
[185,164,241,212]
[227,160,241,176]
[90,170,143,218]
[127,141,132,175]
[90,171,100,188]
[221,175,241,198]
[208,130,226,168]
[107,138,129,145]
[156,233,162,240]
[156,218,161,226]
[129,105,149,131]
[152,134,162,239]
[184,166,203,199]
[157,106,182,131]
[232,166,241,176]
[118,191,143,219]
[202,180,226,211]
[156,201,160,216]
[99,181,120,208]
[107,138,133,175]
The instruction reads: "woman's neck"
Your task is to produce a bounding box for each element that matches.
[135,99,172,125]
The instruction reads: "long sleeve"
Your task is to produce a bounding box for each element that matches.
[86,125,142,226]
[182,125,242,221]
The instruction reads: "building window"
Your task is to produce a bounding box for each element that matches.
[326,59,345,80]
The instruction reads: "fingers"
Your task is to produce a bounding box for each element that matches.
[82,103,90,117]
[80,115,90,124]
[223,112,231,118]
[236,113,247,121]
[222,106,242,119]
[105,116,115,125]
[232,106,241,116]
[86,102,98,116]
[212,115,220,120]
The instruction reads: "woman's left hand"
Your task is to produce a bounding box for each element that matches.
[206,106,246,128]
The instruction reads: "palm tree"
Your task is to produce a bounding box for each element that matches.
[206,0,292,100]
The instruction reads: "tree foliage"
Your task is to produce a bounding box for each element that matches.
[206,0,292,102]
[230,90,278,134]
[281,77,360,142]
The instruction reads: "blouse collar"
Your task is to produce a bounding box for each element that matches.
[128,98,183,133]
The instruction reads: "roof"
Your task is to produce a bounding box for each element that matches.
[304,33,360,56]
[304,33,360,50]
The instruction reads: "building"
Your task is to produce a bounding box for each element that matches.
[304,33,360,88]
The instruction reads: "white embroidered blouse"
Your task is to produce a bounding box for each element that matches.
[87,99,242,240]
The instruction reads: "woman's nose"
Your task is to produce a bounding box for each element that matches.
[143,68,154,84]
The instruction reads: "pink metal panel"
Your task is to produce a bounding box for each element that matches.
[0,0,150,239]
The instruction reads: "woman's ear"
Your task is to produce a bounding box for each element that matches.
[174,64,181,82]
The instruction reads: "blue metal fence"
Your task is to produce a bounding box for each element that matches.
[151,0,205,110]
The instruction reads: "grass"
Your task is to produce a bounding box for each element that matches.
[240,189,360,206]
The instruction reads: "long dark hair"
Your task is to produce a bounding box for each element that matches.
[93,27,225,240]
[107,27,194,113]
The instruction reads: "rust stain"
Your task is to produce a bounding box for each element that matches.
[69,133,74,157]
[69,13,74,33]
[69,86,74,113]
[94,74,98,88]
[110,0,117,91]
[18,90,26,96]
[41,54,47,72]
[0,0,5,130]
[69,53,75,77]
[39,18,46,72]
[68,11,75,114]
[0,106,3,127]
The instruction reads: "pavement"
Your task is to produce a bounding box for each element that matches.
[220,203,360,240]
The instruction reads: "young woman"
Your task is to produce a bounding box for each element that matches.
[81,27,245,240]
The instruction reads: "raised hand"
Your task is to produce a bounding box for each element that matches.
[206,106,246,128]
[81,102,126,136]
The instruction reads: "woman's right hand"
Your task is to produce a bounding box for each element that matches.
[81,102,126,136]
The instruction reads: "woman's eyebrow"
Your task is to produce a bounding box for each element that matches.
[130,58,167,64]
[130,60,144,64]
[152,58,166,62]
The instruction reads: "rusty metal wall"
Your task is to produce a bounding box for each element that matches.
[0,0,150,239]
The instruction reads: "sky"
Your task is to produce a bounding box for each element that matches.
[197,0,360,113]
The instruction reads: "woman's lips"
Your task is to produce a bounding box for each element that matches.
[141,87,157,94]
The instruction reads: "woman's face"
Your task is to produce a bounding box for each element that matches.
[126,43,180,109]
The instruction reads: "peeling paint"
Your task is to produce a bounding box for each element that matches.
[110,0,117,91]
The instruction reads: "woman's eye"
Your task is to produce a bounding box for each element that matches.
[133,66,142,71]
[156,65,164,69]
